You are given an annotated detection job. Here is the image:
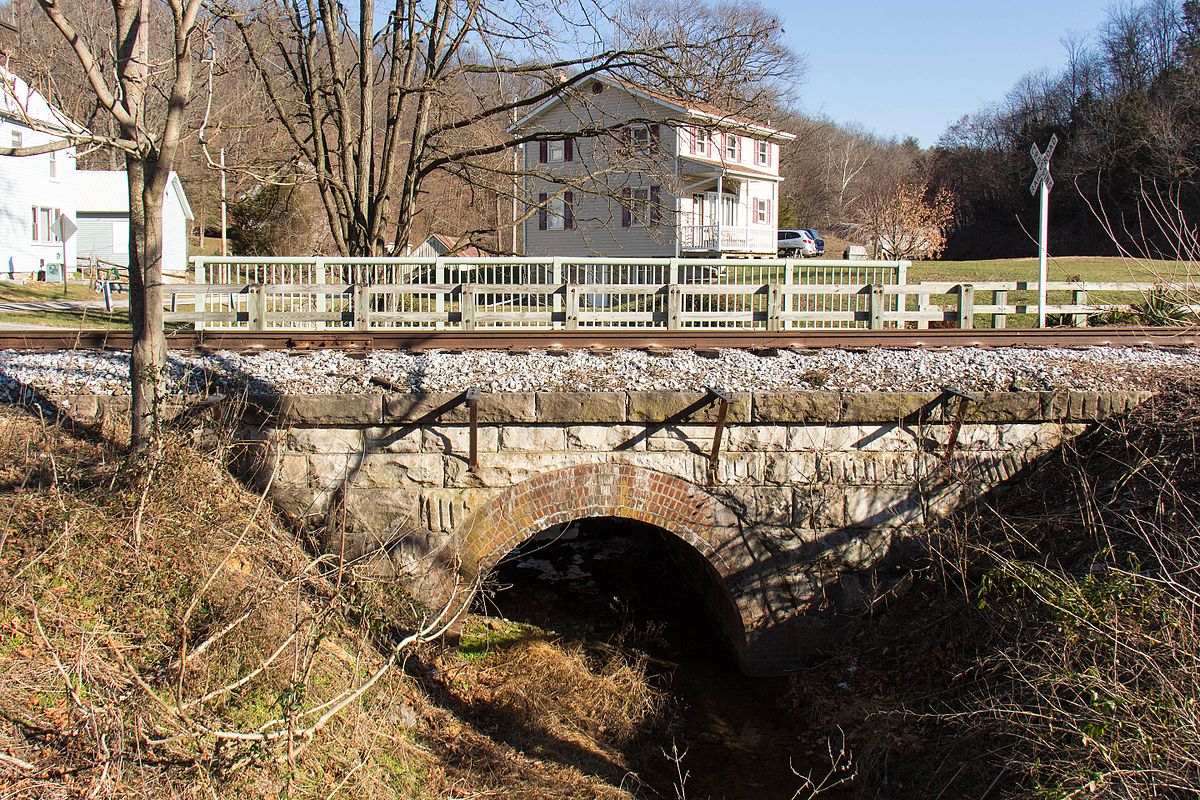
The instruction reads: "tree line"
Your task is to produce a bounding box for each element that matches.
[929,0,1200,259]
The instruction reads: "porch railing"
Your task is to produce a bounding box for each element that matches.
[175,256,1193,331]
[679,225,776,253]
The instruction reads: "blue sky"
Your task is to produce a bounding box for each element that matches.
[762,0,1115,146]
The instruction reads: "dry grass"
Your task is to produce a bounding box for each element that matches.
[0,402,676,799]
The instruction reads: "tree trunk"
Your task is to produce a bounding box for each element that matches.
[127,157,167,453]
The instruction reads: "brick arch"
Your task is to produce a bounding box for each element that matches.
[454,462,752,662]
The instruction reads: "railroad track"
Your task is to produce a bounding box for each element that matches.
[1,327,1199,352]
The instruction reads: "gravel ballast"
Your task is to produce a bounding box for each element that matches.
[2,346,1199,399]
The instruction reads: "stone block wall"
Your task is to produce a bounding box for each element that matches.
[60,388,1151,674]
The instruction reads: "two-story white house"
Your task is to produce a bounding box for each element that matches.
[0,66,79,280]
[511,75,794,258]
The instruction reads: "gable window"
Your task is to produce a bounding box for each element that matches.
[756,139,770,166]
[49,149,57,178]
[11,131,21,149]
[725,133,740,161]
[630,125,651,148]
[547,140,565,163]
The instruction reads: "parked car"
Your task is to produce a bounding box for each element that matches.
[804,229,825,256]
[777,228,818,257]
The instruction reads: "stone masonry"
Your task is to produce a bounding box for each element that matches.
[63,388,1151,675]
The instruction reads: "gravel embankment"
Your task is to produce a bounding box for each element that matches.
[2,346,1199,398]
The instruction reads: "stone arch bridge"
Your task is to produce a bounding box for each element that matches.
[213,387,1146,676]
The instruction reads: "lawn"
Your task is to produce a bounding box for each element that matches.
[0,308,131,329]
[909,255,1192,284]
[0,281,102,303]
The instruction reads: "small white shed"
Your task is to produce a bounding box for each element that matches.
[76,170,194,276]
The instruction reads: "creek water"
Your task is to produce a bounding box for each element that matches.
[483,518,853,800]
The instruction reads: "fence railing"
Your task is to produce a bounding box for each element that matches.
[178,257,1193,331]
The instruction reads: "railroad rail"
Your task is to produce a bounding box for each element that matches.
[1,327,1198,352]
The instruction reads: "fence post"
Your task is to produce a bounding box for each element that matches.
[782,257,792,331]
[894,260,908,329]
[553,257,564,329]
[435,257,445,329]
[194,258,206,331]
[249,284,266,331]
[667,284,682,330]
[314,257,327,330]
[1073,288,1088,327]
[354,284,370,331]
[565,285,579,330]
[957,283,975,329]
[869,284,884,329]
[993,289,1007,329]
[461,286,476,331]
[767,284,782,331]
[916,291,930,330]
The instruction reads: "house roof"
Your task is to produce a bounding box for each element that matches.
[0,65,84,134]
[423,233,483,257]
[77,170,195,220]
[509,73,796,141]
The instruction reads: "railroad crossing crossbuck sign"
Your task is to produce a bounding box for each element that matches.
[1030,134,1058,195]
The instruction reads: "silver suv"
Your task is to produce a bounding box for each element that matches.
[777,229,817,257]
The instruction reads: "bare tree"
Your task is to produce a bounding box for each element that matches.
[1,0,206,452]
[856,182,956,260]
[216,0,793,256]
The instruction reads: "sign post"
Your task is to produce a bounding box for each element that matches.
[52,214,78,298]
[1029,134,1058,327]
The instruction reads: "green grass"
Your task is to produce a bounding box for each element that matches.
[0,281,101,303]
[910,256,1193,284]
[0,308,131,329]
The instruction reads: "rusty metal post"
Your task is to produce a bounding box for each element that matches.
[707,386,732,483]
[465,387,481,470]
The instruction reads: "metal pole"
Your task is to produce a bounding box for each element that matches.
[1038,178,1049,328]
[220,147,228,257]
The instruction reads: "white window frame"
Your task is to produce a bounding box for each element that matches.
[755,198,769,225]
[32,207,60,242]
[721,194,737,227]
[546,195,566,230]
[725,133,740,161]
[11,130,21,149]
[630,187,651,227]
[49,149,57,179]
[546,139,566,163]
[756,139,770,166]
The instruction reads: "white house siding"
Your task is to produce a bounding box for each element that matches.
[0,117,77,280]
[516,78,788,258]
[76,170,192,275]
[522,82,681,258]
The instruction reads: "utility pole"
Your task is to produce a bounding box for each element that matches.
[1030,134,1058,328]
[220,146,228,257]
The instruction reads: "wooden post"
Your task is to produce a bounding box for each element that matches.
[354,284,370,331]
[782,257,795,330]
[461,286,476,331]
[993,289,1007,329]
[435,257,445,329]
[552,257,563,329]
[249,284,266,331]
[917,292,931,330]
[1073,288,1088,327]
[767,284,782,332]
[667,284,682,330]
[957,283,975,329]
[868,284,884,330]
[565,285,579,330]
[894,260,908,329]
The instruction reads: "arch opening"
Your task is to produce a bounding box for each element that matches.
[479,516,746,669]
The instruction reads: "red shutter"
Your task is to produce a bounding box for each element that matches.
[690,126,697,155]
[649,185,661,226]
[538,192,548,230]
[539,141,547,163]
[564,191,574,229]
[649,124,660,148]
[766,199,772,223]
[564,137,574,162]
[768,143,774,167]
[621,188,632,227]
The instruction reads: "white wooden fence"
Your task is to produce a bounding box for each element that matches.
[172,256,1189,331]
